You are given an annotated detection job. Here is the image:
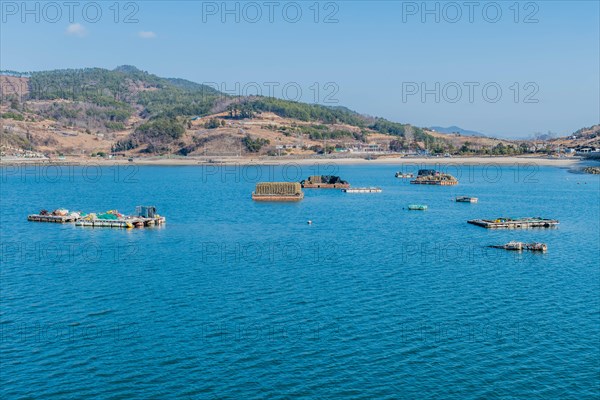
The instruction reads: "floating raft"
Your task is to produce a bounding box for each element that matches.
[468,217,559,229]
[456,196,478,203]
[489,242,548,252]
[408,204,428,210]
[28,206,166,229]
[411,177,458,185]
[301,175,349,189]
[75,206,165,229]
[411,169,458,186]
[75,217,165,228]
[342,187,382,193]
[28,214,78,223]
[252,182,304,202]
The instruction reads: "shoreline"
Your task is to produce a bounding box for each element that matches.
[0,155,590,167]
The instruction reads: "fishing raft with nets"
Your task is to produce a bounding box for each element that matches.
[28,206,166,229]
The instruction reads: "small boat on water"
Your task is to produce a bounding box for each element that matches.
[456,196,478,203]
[342,187,382,193]
[407,204,428,210]
[395,172,414,178]
[489,241,547,252]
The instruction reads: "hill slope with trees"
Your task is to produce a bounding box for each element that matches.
[1,66,573,159]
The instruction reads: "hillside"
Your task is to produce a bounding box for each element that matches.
[0,66,575,160]
[550,125,600,149]
[1,66,442,158]
[429,126,487,137]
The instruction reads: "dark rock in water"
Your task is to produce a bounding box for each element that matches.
[583,166,600,175]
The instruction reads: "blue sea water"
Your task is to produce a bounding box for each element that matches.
[1,163,599,399]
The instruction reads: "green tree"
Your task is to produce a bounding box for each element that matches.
[242,135,270,152]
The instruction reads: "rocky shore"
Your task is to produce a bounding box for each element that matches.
[583,166,600,174]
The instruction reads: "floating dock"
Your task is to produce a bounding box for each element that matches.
[489,242,548,252]
[75,206,165,228]
[301,175,349,189]
[28,206,166,229]
[342,187,382,193]
[75,216,165,228]
[468,218,559,229]
[411,180,457,186]
[252,182,304,201]
[28,214,79,223]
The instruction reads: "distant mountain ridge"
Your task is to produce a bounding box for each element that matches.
[429,126,487,137]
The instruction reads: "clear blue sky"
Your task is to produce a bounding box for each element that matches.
[1,1,598,137]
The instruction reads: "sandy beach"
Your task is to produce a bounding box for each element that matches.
[0,155,585,167]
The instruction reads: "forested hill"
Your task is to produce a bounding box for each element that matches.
[3,66,541,158]
[1,66,428,138]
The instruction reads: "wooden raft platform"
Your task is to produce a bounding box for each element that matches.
[302,183,349,189]
[342,187,382,193]
[468,218,559,229]
[410,179,457,186]
[251,194,304,202]
[75,217,166,228]
[27,206,165,229]
[252,182,304,202]
[28,214,78,223]
[489,242,548,252]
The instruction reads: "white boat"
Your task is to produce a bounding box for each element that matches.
[342,187,382,193]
